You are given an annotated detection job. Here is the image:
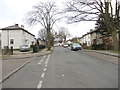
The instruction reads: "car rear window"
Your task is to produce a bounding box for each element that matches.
[73,43,80,47]
[20,45,28,47]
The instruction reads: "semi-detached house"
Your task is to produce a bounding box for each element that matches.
[1,24,36,49]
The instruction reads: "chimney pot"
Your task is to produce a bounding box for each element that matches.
[21,25,24,28]
[15,24,18,26]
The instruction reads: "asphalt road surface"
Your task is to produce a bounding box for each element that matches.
[2,47,118,88]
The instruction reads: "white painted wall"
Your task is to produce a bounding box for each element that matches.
[2,30,22,49]
[85,34,91,46]
[79,34,91,46]
[1,30,35,49]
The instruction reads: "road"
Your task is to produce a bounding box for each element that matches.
[2,47,118,88]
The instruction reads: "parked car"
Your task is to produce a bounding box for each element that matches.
[63,44,68,48]
[59,43,64,46]
[54,43,60,47]
[71,43,82,51]
[19,45,30,52]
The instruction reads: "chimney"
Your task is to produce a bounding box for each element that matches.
[21,25,24,28]
[15,24,18,26]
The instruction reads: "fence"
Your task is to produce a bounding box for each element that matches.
[31,45,46,53]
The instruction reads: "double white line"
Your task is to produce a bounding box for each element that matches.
[38,54,50,65]
[37,54,51,89]
[45,54,50,64]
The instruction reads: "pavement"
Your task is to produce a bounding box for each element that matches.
[82,49,120,58]
[2,48,52,60]
[1,48,52,83]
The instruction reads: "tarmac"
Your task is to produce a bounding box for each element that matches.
[0,48,52,83]
[0,47,119,84]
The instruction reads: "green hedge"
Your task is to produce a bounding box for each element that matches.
[92,44,106,50]
[30,44,46,53]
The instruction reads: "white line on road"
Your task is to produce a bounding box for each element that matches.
[45,62,48,64]
[41,73,45,78]
[38,56,46,64]
[37,81,43,89]
[43,68,47,72]
[46,54,50,62]
[44,54,50,64]
[45,64,48,67]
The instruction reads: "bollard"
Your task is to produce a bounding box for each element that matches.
[10,46,13,55]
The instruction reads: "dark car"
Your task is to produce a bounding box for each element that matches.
[71,43,82,51]
[19,45,30,52]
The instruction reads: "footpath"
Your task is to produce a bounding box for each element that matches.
[81,49,119,64]
[82,49,120,58]
[0,48,52,83]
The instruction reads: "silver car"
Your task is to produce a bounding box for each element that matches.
[71,43,82,51]
[19,45,30,52]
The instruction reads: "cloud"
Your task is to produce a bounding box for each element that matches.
[0,0,96,38]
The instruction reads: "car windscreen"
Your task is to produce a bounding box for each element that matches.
[72,44,81,47]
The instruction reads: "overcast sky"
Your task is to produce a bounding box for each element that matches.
[0,0,96,39]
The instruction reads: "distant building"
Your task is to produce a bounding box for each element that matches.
[54,35,64,43]
[1,24,36,49]
[79,29,103,47]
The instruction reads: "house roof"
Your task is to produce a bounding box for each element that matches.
[89,29,98,34]
[0,24,35,37]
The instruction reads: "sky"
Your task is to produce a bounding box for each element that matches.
[0,0,96,39]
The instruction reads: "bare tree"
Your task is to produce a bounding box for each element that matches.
[65,0,120,51]
[38,28,46,42]
[58,27,71,42]
[38,28,56,46]
[26,1,63,50]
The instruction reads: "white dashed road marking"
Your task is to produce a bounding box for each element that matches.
[37,54,51,88]
[45,64,48,67]
[41,73,45,78]
[37,81,43,89]
[45,62,48,64]
[44,54,50,64]
[38,56,46,64]
[43,68,47,72]
[46,54,50,62]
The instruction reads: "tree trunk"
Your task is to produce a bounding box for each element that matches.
[118,32,120,51]
[46,26,51,50]
[111,30,119,51]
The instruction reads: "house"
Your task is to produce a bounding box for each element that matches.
[54,34,64,44]
[37,38,46,45]
[1,24,36,49]
[89,29,103,45]
[81,33,91,46]
[79,28,103,47]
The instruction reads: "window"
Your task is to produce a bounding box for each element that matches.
[10,39,14,44]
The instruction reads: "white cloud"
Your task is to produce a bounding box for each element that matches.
[0,0,96,38]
